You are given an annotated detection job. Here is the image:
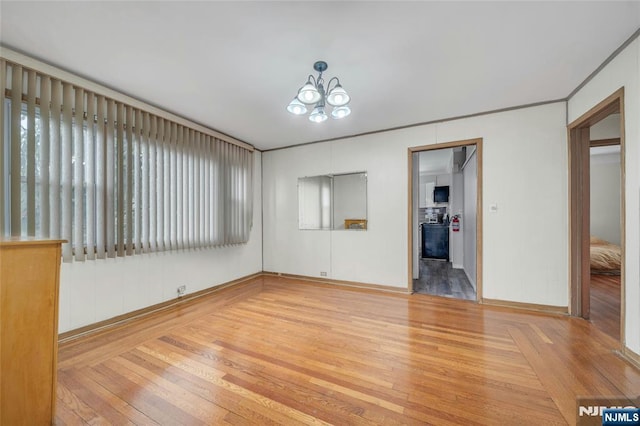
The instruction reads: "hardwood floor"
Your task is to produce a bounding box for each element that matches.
[55,275,640,425]
[590,273,621,340]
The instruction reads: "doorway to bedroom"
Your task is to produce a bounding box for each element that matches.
[589,131,621,340]
[568,88,624,343]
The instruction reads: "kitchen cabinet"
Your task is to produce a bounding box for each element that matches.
[421,224,449,260]
[420,182,435,207]
[420,174,450,208]
[1,238,63,425]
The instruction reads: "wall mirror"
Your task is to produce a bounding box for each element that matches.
[298,172,367,230]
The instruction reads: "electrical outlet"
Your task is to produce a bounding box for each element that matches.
[320,272,327,277]
[177,285,186,297]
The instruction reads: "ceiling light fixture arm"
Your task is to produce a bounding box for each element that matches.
[305,74,319,88]
[325,76,341,93]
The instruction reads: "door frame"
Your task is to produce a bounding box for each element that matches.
[407,138,483,300]
[567,88,625,345]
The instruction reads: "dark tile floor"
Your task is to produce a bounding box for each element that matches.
[413,259,476,300]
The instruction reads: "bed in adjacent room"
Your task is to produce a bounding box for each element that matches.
[590,236,621,275]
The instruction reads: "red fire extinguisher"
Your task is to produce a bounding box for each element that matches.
[452,215,460,232]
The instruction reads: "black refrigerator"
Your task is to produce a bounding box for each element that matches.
[421,224,449,260]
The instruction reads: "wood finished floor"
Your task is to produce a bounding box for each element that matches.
[55,275,640,425]
[590,273,621,341]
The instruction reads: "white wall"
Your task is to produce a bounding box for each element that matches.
[568,37,640,354]
[463,150,477,289]
[263,102,568,307]
[450,171,464,269]
[590,149,621,245]
[57,152,263,333]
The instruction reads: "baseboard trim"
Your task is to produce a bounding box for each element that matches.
[621,346,640,370]
[262,271,409,295]
[58,272,263,343]
[58,273,575,343]
[463,268,477,294]
[482,298,568,315]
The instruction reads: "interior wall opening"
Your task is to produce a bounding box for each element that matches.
[568,88,624,346]
[408,139,482,301]
[588,115,622,340]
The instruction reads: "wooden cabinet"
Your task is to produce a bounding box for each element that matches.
[1,238,63,425]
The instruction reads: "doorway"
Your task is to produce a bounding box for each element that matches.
[568,88,625,344]
[408,138,483,301]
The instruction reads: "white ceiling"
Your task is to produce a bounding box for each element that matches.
[1,1,639,151]
[419,148,452,174]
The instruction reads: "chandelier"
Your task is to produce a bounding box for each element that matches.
[287,61,351,123]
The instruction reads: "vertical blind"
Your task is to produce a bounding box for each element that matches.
[0,59,253,262]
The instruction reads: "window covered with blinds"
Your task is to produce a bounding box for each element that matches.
[0,58,253,262]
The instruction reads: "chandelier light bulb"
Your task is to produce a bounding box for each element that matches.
[297,82,321,104]
[309,106,328,123]
[287,98,308,115]
[326,85,350,107]
[331,105,351,119]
